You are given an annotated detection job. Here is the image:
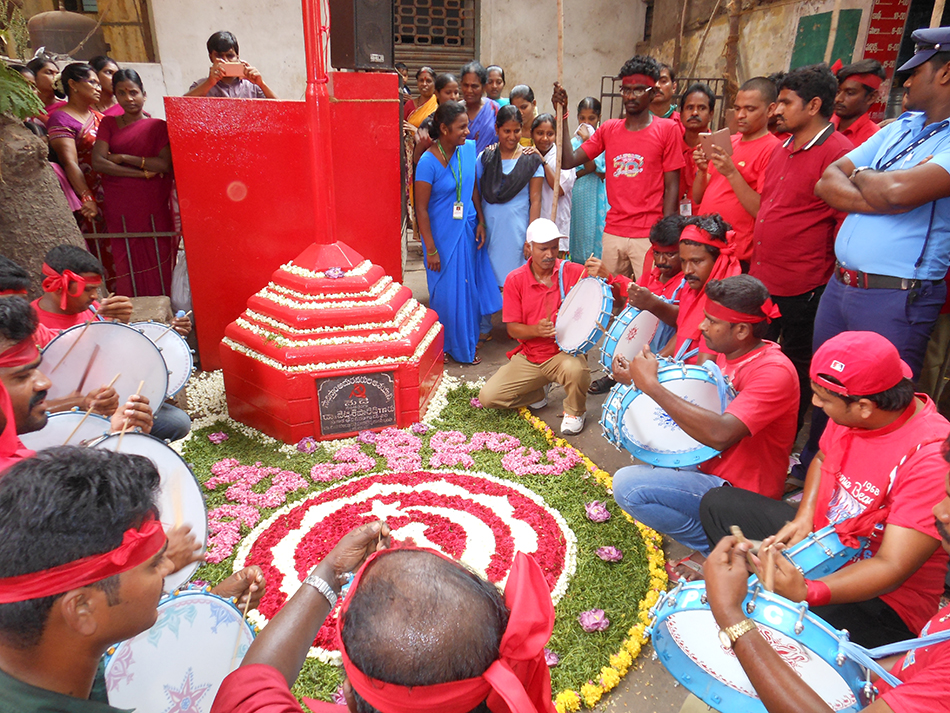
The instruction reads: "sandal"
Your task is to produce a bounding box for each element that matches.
[588,375,616,395]
[665,555,705,584]
[478,332,493,345]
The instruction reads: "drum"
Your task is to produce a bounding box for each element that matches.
[18,409,111,450]
[132,321,195,398]
[600,305,660,371]
[90,432,207,591]
[104,590,256,713]
[600,381,630,449]
[41,321,168,414]
[647,581,870,713]
[781,526,865,581]
[555,277,614,356]
[614,361,736,467]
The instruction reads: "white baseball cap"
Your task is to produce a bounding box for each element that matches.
[525,218,567,245]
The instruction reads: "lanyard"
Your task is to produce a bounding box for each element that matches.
[875,120,950,170]
[438,142,463,203]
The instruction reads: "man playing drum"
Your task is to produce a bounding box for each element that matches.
[478,218,629,435]
[704,444,950,713]
[611,275,798,569]
[0,448,264,711]
[660,215,741,363]
[589,214,688,395]
[701,331,950,648]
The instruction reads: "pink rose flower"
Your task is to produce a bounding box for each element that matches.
[296,436,319,454]
[585,501,611,522]
[596,546,623,562]
[410,422,430,434]
[208,432,229,444]
[544,648,559,667]
[578,609,610,632]
[470,397,482,408]
[331,686,347,705]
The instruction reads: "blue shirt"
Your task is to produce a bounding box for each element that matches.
[836,111,950,280]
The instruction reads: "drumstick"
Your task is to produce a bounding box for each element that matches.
[64,372,121,445]
[115,380,145,451]
[229,585,254,670]
[50,319,93,372]
[730,525,768,590]
[154,310,192,343]
[76,344,100,394]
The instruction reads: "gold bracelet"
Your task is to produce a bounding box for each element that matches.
[140,157,146,170]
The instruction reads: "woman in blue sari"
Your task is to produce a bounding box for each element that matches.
[460,62,499,154]
[415,102,501,365]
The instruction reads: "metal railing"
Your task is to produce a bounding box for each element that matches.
[84,214,181,298]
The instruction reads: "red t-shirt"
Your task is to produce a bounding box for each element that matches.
[680,135,699,204]
[213,663,326,713]
[749,126,852,296]
[581,117,685,238]
[697,341,799,499]
[31,298,100,333]
[33,323,57,349]
[696,132,780,262]
[502,260,626,364]
[831,111,879,147]
[817,396,950,636]
[637,255,684,301]
[877,604,950,711]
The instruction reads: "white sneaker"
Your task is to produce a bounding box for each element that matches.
[529,384,550,410]
[560,412,586,435]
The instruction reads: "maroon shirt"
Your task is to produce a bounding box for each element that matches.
[749,124,852,297]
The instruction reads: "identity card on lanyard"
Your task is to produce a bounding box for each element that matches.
[440,143,464,219]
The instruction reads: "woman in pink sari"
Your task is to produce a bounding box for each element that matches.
[46,63,104,236]
[91,69,175,297]
[90,56,125,117]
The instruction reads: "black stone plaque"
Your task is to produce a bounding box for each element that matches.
[316,372,397,436]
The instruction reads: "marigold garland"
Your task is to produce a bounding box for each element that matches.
[518,407,668,711]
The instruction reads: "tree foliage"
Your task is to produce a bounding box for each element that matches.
[0,64,44,120]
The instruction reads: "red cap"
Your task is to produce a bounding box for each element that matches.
[810,331,912,397]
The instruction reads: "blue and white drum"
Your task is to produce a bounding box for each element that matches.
[90,432,207,592]
[781,526,865,581]
[18,409,111,450]
[611,361,736,468]
[600,305,660,372]
[104,590,256,713]
[133,321,195,398]
[555,277,614,356]
[600,382,630,448]
[648,581,870,713]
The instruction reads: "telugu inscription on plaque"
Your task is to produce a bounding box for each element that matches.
[316,372,397,436]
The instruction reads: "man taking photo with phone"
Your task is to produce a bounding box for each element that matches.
[185,31,278,99]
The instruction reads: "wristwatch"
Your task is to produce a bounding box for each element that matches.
[718,618,757,649]
[849,165,872,181]
[303,569,339,608]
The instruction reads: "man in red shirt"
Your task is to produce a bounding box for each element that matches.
[702,331,950,648]
[694,77,780,267]
[610,274,798,556]
[749,64,852,433]
[832,59,885,147]
[678,83,715,216]
[478,219,627,435]
[554,56,684,280]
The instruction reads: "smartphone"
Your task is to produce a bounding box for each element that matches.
[698,128,733,157]
[219,61,245,78]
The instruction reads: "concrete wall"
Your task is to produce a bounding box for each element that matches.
[479,0,646,113]
[147,0,308,100]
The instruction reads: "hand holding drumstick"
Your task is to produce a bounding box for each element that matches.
[109,390,153,434]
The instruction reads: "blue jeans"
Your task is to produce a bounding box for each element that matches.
[151,404,192,442]
[613,465,726,555]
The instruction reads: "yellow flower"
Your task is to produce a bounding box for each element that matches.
[580,682,603,707]
[625,638,642,658]
[611,649,633,674]
[555,689,581,712]
[600,666,621,691]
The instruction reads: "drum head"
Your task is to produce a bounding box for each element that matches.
[555,278,610,353]
[133,321,194,397]
[602,307,659,370]
[92,432,207,591]
[18,411,112,451]
[42,321,169,414]
[105,590,255,713]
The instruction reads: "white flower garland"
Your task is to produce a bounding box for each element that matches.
[264,276,392,302]
[234,468,578,663]
[278,260,373,280]
[258,282,403,312]
[243,300,420,336]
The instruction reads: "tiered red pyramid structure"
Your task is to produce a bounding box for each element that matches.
[220,242,443,443]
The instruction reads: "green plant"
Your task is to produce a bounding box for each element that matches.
[0,63,44,120]
[0,0,30,60]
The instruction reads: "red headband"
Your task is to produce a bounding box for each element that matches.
[0,337,40,369]
[651,243,680,254]
[620,74,656,88]
[844,73,883,90]
[680,225,737,257]
[337,549,556,713]
[0,515,164,603]
[41,263,102,311]
[706,297,781,324]
[0,289,28,297]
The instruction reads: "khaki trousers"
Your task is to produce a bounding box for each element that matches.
[478,352,590,416]
[602,232,650,280]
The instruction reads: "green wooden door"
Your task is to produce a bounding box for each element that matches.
[790,9,863,68]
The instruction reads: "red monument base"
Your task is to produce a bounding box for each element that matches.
[220,242,443,444]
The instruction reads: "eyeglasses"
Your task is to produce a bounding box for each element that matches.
[620,86,651,97]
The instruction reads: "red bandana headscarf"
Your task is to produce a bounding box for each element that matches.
[41,263,102,311]
[335,549,556,713]
[705,297,781,324]
[0,337,40,472]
